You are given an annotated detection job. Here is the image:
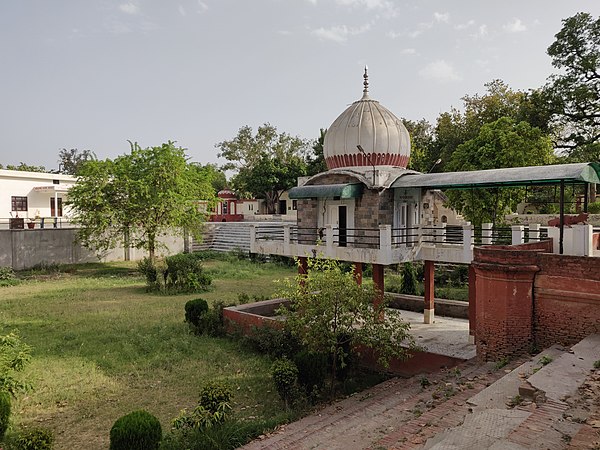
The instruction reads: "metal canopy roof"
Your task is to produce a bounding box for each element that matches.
[288,183,364,199]
[390,163,600,190]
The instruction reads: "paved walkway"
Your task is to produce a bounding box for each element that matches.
[241,335,600,450]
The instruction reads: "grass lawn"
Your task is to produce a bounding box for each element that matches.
[0,257,297,449]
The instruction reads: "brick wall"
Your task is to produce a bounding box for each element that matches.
[297,199,318,244]
[473,239,600,361]
[534,254,600,348]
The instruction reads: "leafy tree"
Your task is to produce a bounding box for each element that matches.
[68,141,214,260]
[196,163,227,193]
[403,118,434,173]
[0,162,46,172]
[306,128,328,175]
[545,12,600,161]
[445,117,555,225]
[235,152,306,213]
[427,80,553,173]
[57,148,96,175]
[217,124,309,213]
[279,258,416,397]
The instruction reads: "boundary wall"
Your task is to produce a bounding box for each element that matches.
[473,239,600,360]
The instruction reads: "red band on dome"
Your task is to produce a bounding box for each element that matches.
[325,153,408,170]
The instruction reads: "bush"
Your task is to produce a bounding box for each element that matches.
[138,257,158,285]
[293,351,327,397]
[0,390,10,440]
[9,427,54,450]
[271,358,300,410]
[243,326,301,359]
[0,267,19,287]
[400,262,419,295]
[184,298,209,328]
[588,202,600,214]
[139,253,212,293]
[172,381,233,431]
[199,381,232,415]
[110,410,162,450]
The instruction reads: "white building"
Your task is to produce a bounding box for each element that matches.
[0,169,76,229]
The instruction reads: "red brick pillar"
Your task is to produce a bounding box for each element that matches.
[473,247,539,361]
[353,262,363,285]
[372,263,385,319]
[468,265,476,344]
[424,260,435,324]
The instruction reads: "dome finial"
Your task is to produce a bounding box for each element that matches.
[362,65,369,97]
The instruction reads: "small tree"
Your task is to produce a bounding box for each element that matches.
[68,141,215,260]
[279,258,416,397]
[0,332,32,396]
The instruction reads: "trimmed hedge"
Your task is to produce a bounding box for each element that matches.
[110,410,162,450]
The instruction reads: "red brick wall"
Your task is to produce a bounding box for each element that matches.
[534,254,600,348]
[473,240,600,361]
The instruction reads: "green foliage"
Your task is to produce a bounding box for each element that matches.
[0,163,46,172]
[588,202,600,214]
[68,141,215,260]
[139,253,212,293]
[293,351,327,398]
[137,257,158,285]
[446,117,555,225]
[57,148,95,175]
[0,333,32,396]
[545,12,600,161]
[164,253,212,293]
[271,358,300,410]
[279,258,416,397]
[110,410,162,450]
[0,267,19,287]
[306,128,328,175]
[400,262,419,295]
[243,326,301,359]
[8,427,54,450]
[539,355,553,366]
[217,123,308,214]
[0,390,11,440]
[172,381,233,431]
[594,360,600,369]
[184,298,209,328]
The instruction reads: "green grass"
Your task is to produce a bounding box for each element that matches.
[0,259,296,449]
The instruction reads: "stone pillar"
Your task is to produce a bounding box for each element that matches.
[353,262,363,285]
[468,265,476,344]
[473,247,539,361]
[372,263,385,316]
[511,225,525,245]
[424,260,435,324]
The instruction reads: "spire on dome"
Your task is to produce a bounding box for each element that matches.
[362,66,370,99]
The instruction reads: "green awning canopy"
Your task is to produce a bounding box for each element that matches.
[288,183,364,199]
[390,162,600,190]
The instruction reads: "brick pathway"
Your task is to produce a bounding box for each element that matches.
[241,358,528,450]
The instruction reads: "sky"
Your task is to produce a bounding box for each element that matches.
[1,0,599,171]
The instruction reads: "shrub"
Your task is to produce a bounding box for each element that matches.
[588,202,600,214]
[0,267,19,287]
[184,298,209,328]
[172,381,233,431]
[165,253,212,293]
[400,262,419,295]
[0,332,32,395]
[199,381,232,416]
[243,326,301,359]
[293,351,327,397]
[10,427,54,450]
[138,257,158,285]
[0,390,10,440]
[271,358,300,410]
[110,410,162,450]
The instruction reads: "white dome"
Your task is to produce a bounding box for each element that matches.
[323,69,411,170]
